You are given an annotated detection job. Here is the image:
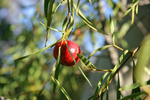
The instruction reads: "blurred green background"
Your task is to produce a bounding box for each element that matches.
[0,0,150,100]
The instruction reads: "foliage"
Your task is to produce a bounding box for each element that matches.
[0,0,150,100]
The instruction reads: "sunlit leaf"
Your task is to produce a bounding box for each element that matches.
[78,54,96,69]
[73,2,105,34]
[51,76,72,100]
[99,50,131,95]
[15,41,58,61]
[119,80,150,91]
[40,22,62,32]
[131,7,135,24]
[124,0,139,16]
[45,0,55,46]
[78,54,112,72]
[88,45,112,59]
[110,16,114,36]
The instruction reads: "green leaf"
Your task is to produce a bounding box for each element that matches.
[53,0,65,13]
[53,46,61,93]
[120,92,147,100]
[44,0,49,18]
[99,50,131,95]
[119,80,150,91]
[106,87,109,100]
[65,41,92,87]
[132,57,141,100]
[73,2,105,34]
[78,54,112,72]
[88,0,92,4]
[117,73,121,100]
[110,16,114,36]
[124,0,139,16]
[15,41,58,61]
[45,0,55,46]
[51,76,72,100]
[135,4,138,14]
[64,0,74,38]
[92,72,109,100]
[78,54,96,69]
[46,0,55,28]
[131,7,135,24]
[116,21,131,39]
[120,83,140,91]
[62,16,69,32]
[88,45,112,59]
[40,22,62,32]
[76,0,80,15]
[134,35,150,85]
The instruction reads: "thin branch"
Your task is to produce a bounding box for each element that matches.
[97,47,139,98]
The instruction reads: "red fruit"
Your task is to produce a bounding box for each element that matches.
[53,40,81,66]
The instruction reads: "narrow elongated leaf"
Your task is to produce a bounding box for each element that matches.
[131,7,135,24]
[78,54,96,69]
[92,72,109,100]
[78,54,112,72]
[45,0,55,46]
[106,87,109,100]
[53,46,61,93]
[132,57,141,99]
[73,2,105,34]
[40,22,62,32]
[120,83,140,91]
[88,45,112,59]
[65,41,92,87]
[15,41,58,61]
[64,0,74,37]
[135,4,138,14]
[120,92,147,100]
[76,0,80,15]
[53,0,65,13]
[110,16,114,36]
[117,73,121,100]
[46,0,55,28]
[44,0,49,18]
[124,0,139,16]
[99,50,131,95]
[119,79,150,91]
[51,76,72,100]
[62,16,69,32]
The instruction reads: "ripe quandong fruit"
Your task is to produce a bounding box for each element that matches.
[53,40,81,66]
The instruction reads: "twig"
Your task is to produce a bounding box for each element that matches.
[97,47,139,98]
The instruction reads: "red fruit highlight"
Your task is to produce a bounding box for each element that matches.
[53,40,81,66]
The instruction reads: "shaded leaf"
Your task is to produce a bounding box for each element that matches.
[44,0,49,18]
[120,92,147,100]
[65,41,92,87]
[92,72,109,100]
[53,46,61,93]
[134,35,150,85]
[99,50,131,95]
[117,73,121,100]
[51,76,72,100]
